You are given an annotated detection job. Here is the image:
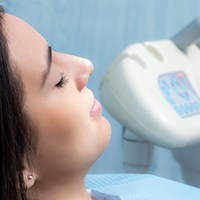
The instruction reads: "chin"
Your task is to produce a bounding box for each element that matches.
[103,116,112,141]
[99,116,112,152]
[84,116,112,171]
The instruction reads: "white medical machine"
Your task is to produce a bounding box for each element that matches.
[100,18,200,184]
[100,19,200,148]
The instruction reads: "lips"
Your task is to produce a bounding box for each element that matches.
[90,98,102,117]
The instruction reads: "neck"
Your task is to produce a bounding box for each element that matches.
[29,175,92,200]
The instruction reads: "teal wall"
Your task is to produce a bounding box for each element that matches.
[3,0,200,183]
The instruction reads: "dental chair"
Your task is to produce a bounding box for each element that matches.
[86,174,200,199]
[91,18,200,198]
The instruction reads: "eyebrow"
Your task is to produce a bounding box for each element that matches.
[42,45,52,86]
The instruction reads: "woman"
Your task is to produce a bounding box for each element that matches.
[0,7,111,200]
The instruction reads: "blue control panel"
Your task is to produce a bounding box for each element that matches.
[158,71,200,118]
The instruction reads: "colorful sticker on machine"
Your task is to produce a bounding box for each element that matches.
[159,71,200,117]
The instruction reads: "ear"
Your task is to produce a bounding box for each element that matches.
[23,168,36,189]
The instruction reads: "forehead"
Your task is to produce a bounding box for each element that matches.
[4,13,47,64]
[3,13,48,92]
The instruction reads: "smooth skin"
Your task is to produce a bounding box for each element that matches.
[4,13,111,200]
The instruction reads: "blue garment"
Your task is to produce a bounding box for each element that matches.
[85,174,200,200]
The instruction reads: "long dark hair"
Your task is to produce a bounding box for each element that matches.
[0,7,35,200]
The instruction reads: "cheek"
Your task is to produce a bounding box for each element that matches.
[27,91,111,175]
[30,97,91,170]
[47,99,88,134]
[31,94,91,145]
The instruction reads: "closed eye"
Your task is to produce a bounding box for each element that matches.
[55,72,69,88]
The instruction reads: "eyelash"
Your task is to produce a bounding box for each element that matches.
[55,72,69,88]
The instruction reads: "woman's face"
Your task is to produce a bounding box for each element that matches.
[4,14,111,183]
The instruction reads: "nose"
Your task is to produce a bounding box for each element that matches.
[55,52,94,91]
[75,58,94,91]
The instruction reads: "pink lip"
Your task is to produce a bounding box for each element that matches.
[90,99,102,117]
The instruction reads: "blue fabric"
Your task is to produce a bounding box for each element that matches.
[85,174,200,200]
